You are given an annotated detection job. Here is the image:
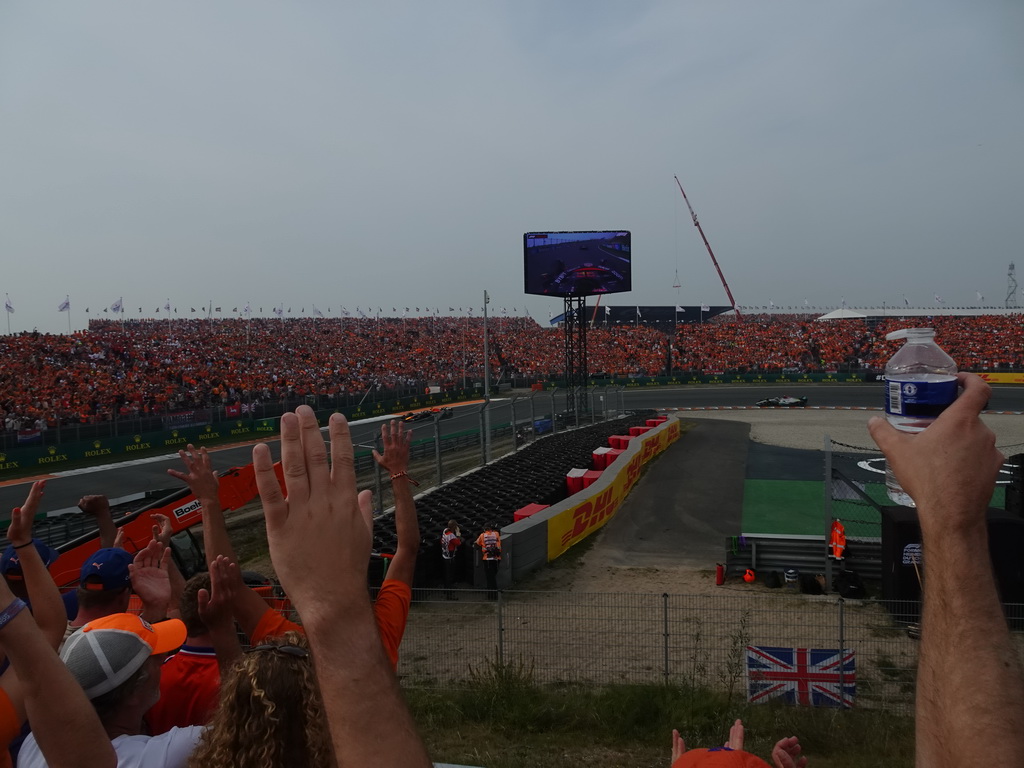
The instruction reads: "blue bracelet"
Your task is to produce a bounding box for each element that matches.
[0,599,27,631]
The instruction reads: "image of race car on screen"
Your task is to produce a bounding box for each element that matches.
[523,231,631,297]
[755,396,808,407]
[402,407,454,423]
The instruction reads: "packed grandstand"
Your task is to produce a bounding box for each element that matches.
[1,313,1022,430]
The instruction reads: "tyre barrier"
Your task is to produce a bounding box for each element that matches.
[369,410,662,588]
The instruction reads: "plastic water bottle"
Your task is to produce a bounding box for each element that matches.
[883,328,958,506]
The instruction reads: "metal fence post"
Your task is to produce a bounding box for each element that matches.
[662,593,670,683]
[824,433,834,593]
[477,398,490,466]
[497,590,505,667]
[374,433,383,512]
[433,414,443,486]
[837,596,847,708]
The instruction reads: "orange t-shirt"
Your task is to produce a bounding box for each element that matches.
[673,748,770,768]
[249,580,411,670]
[145,646,220,735]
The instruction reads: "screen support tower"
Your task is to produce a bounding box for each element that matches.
[1007,262,1018,309]
[563,296,588,420]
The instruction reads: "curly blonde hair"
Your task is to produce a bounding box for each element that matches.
[187,632,335,768]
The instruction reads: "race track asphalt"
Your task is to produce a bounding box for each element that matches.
[590,419,750,569]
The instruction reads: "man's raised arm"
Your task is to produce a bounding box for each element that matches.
[256,406,431,768]
[869,372,1024,767]
[372,419,419,587]
[167,445,272,636]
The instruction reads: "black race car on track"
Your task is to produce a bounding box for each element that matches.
[402,407,454,423]
[755,396,808,408]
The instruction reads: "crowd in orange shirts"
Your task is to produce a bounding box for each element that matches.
[1,314,1022,429]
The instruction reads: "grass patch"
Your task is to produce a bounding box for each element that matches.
[406,662,914,768]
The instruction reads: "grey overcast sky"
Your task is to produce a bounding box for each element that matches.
[2,1,1023,334]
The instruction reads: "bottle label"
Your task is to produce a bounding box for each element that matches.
[885,377,957,419]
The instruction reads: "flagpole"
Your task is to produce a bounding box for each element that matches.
[67,298,72,334]
[482,290,491,463]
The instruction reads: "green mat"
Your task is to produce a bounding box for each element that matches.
[742,478,1007,537]
[742,479,826,536]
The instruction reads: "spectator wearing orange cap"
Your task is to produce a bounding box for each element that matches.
[17,612,191,768]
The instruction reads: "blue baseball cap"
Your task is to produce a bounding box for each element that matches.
[80,548,133,592]
[0,538,60,579]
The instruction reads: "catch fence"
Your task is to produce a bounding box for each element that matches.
[392,588,1023,714]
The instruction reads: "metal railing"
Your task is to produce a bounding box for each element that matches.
[387,588,1024,713]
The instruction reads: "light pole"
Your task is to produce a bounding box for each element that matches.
[482,290,491,462]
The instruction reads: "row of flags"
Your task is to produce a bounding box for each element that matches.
[2,296,524,317]
[744,292,988,311]
[3,293,993,317]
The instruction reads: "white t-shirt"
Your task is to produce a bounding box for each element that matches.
[18,725,203,768]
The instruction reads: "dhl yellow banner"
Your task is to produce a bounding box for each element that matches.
[978,372,1024,385]
[546,420,681,561]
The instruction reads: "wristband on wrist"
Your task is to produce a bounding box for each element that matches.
[0,599,27,631]
[390,470,420,487]
[11,541,33,550]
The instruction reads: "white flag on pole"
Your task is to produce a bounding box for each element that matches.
[5,296,13,314]
[58,296,70,312]
[110,297,123,313]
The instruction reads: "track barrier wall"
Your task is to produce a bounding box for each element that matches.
[495,417,682,587]
[542,371,1024,388]
[0,390,479,477]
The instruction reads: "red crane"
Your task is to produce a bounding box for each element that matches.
[674,175,741,318]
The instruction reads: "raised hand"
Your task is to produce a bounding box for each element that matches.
[372,419,412,476]
[167,444,220,502]
[868,372,1002,520]
[128,539,172,620]
[255,406,372,615]
[725,719,745,750]
[77,495,110,519]
[197,555,239,632]
[8,480,45,547]
[671,728,686,764]
[771,736,807,768]
[150,513,174,547]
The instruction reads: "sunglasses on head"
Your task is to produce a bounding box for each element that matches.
[244,644,310,659]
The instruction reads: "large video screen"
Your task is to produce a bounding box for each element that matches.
[523,231,631,297]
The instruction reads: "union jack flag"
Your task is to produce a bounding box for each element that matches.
[745,646,856,708]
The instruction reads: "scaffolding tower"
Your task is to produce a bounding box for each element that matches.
[563,296,588,418]
[1007,262,1019,309]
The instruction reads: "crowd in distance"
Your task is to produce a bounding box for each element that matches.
[1,313,1022,431]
